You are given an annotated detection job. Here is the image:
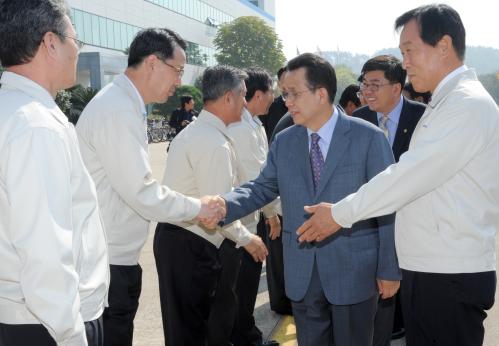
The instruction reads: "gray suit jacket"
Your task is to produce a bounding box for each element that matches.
[224,110,401,305]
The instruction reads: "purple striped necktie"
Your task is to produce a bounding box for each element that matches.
[310,133,324,192]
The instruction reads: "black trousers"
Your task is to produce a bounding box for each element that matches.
[264,215,292,315]
[400,269,496,346]
[207,239,242,346]
[0,315,103,346]
[103,264,142,346]
[154,223,221,346]
[231,216,266,346]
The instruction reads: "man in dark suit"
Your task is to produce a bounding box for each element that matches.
[352,55,425,345]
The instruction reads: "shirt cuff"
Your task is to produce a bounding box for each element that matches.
[332,200,353,228]
[186,196,202,220]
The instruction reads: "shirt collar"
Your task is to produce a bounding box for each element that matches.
[432,65,468,97]
[307,106,339,145]
[123,74,147,117]
[198,109,231,137]
[377,95,403,125]
[0,71,68,124]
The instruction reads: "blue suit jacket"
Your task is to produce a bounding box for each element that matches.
[224,110,401,305]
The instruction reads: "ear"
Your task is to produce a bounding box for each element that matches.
[224,90,233,105]
[144,54,158,71]
[438,34,453,58]
[317,87,329,104]
[41,31,60,60]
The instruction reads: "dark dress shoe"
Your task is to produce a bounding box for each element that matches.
[261,340,279,346]
[391,328,405,340]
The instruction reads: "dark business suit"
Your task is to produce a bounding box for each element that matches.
[352,97,425,346]
[224,110,401,346]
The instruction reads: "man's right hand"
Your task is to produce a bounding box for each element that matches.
[197,195,226,229]
[244,234,268,262]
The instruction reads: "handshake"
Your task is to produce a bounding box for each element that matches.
[196,195,227,229]
[195,195,268,262]
[195,196,344,245]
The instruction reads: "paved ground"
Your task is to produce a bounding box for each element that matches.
[133,142,499,345]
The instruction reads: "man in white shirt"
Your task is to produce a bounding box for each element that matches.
[298,4,499,346]
[0,1,108,345]
[154,65,268,345]
[76,29,223,346]
[228,67,280,346]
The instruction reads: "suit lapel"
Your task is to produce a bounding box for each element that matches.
[315,112,351,197]
[294,127,315,198]
[392,98,411,158]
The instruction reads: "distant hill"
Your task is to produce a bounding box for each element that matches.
[321,46,499,76]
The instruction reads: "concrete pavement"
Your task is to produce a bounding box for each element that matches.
[133,142,499,345]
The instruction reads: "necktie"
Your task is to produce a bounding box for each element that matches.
[379,114,390,139]
[310,133,324,192]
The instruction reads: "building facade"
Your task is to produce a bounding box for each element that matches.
[67,0,275,89]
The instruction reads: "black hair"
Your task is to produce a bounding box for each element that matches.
[395,4,466,60]
[286,53,337,104]
[180,95,193,108]
[360,55,406,88]
[339,84,361,108]
[128,28,187,68]
[244,67,272,102]
[0,0,70,67]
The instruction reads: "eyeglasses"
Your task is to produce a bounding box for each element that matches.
[281,88,314,102]
[359,82,395,92]
[60,34,85,50]
[162,61,185,77]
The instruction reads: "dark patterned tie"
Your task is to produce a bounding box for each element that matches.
[310,133,324,192]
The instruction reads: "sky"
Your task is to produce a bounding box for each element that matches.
[274,0,499,60]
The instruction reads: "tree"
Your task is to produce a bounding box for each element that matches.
[478,73,499,104]
[152,85,203,119]
[214,16,286,73]
[334,64,359,104]
[54,85,98,125]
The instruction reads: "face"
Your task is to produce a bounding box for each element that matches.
[58,16,80,90]
[227,81,247,124]
[399,19,443,93]
[185,99,195,111]
[151,46,186,103]
[282,67,323,129]
[257,88,274,115]
[361,70,400,114]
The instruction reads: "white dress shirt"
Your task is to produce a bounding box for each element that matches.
[163,110,253,248]
[76,74,201,265]
[333,67,499,273]
[228,108,280,233]
[376,95,403,147]
[306,106,339,158]
[0,72,109,345]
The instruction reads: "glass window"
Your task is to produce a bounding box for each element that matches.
[83,12,92,43]
[99,17,107,47]
[73,9,85,42]
[120,23,128,51]
[107,19,115,49]
[91,15,100,46]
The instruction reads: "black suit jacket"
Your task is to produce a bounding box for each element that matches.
[352,97,426,162]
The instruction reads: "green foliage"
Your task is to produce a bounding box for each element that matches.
[214,16,286,73]
[152,85,203,119]
[186,42,208,66]
[55,85,98,125]
[334,64,359,103]
[55,90,72,116]
[478,73,499,104]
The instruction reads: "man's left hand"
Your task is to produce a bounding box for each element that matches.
[377,279,400,299]
[296,203,342,243]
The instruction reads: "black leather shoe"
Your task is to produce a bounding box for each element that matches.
[391,328,405,340]
[261,340,279,346]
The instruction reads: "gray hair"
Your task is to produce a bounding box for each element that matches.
[201,65,248,103]
[0,0,70,67]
